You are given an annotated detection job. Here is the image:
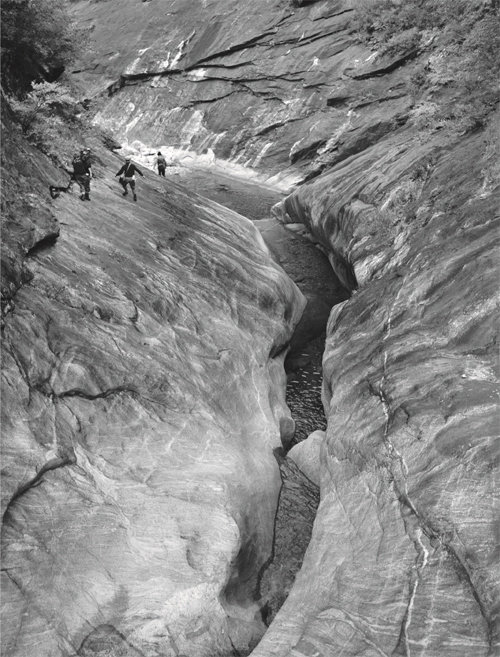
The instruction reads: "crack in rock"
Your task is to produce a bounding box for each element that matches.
[365,286,495,648]
[44,384,138,401]
[186,30,279,69]
[2,450,77,527]
[395,527,430,657]
[348,49,420,80]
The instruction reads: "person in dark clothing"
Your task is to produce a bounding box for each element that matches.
[80,148,92,167]
[155,151,167,177]
[72,151,93,201]
[115,156,144,201]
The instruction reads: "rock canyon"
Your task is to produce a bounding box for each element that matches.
[1,1,499,656]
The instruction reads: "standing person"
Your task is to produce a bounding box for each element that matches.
[72,151,93,201]
[115,155,144,201]
[155,151,167,177]
[80,148,92,167]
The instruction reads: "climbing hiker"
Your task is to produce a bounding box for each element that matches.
[80,148,92,167]
[49,148,93,199]
[115,155,144,201]
[155,151,167,177]
[72,151,93,201]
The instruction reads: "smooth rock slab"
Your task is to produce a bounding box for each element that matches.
[1,146,305,657]
[250,124,499,655]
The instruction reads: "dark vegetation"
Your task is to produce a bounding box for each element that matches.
[352,0,500,132]
[1,0,84,94]
[0,0,115,313]
[0,0,94,162]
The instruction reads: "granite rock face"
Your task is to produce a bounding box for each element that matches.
[68,0,377,178]
[3,0,499,655]
[252,128,500,656]
[1,139,305,656]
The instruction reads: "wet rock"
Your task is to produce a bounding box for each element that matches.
[6,1,499,655]
[67,0,364,176]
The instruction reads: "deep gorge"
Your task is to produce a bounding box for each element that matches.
[1,1,499,656]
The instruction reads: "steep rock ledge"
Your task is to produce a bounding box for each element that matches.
[251,127,499,656]
[1,98,62,310]
[67,0,374,177]
[1,142,306,657]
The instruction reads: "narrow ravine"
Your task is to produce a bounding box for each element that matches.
[3,0,498,651]
[170,164,349,640]
[172,164,349,451]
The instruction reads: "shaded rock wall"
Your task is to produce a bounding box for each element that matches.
[1,139,305,656]
[1,97,62,308]
[259,449,320,628]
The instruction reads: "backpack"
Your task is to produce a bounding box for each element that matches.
[73,157,89,175]
[74,150,92,166]
[157,156,166,167]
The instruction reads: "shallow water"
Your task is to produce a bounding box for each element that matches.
[286,335,327,446]
[174,165,283,220]
[168,165,347,448]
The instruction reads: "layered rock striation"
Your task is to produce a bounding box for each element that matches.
[254,124,500,656]
[68,0,390,178]
[2,0,499,655]
[1,135,305,656]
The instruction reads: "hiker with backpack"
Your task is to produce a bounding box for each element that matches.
[115,155,144,201]
[155,151,167,177]
[72,150,93,201]
[49,148,92,199]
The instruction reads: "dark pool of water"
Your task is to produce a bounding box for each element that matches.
[285,334,327,446]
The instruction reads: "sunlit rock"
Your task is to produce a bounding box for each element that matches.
[1,144,305,657]
[287,429,324,486]
[252,126,499,657]
[3,1,499,655]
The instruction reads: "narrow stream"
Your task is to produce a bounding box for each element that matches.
[173,165,349,453]
[171,165,349,645]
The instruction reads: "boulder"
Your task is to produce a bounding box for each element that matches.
[287,429,324,486]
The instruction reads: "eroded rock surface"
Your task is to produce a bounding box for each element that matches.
[252,127,500,657]
[1,142,305,656]
[68,0,376,178]
[3,0,499,655]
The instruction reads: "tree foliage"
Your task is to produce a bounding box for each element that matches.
[352,0,496,47]
[1,0,81,94]
[352,0,500,131]
[8,81,77,133]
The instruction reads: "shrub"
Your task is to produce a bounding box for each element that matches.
[1,0,83,94]
[8,82,78,133]
[351,0,500,132]
[7,81,86,167]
